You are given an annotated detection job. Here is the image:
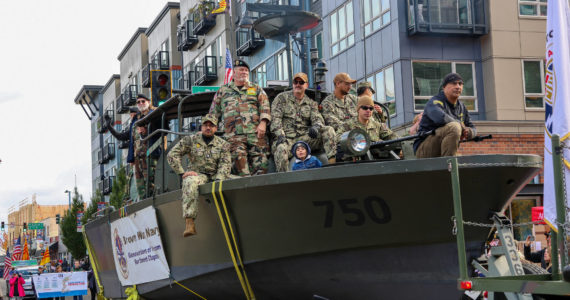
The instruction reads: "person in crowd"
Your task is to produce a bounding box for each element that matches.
[291,141,322,171]
[87,269,96,300]
[337,96,398,143]
[356,81,386,123]
[167,114,232,237]
[8,271,24,300]
[321,73,358,133]
[271,72,337,171]
[209,59,271,176]
[54,266,64,300]
[524,231,552,273]
[61,258,69,272]
[413,73,476,158]
[71,260,84,300]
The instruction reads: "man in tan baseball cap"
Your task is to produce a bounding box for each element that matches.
[321,73,359,147]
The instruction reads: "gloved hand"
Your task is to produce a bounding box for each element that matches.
[308,125,321,139]
[275,135,287,146]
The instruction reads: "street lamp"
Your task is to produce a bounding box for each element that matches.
[64,190,71,209]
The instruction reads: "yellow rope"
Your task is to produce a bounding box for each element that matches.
[173,280,208,300]
[82,229,108,300]
[125,285,140,300]
[211,181,255,300]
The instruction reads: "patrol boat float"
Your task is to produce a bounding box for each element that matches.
[84,89,542,299]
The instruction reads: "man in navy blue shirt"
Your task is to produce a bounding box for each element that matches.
[414,73,476,158]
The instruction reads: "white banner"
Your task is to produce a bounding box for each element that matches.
[110,206,170,286]
[32,272,88,299]
[544,0,570,231]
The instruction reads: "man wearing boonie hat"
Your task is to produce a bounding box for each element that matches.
[414,72,476,158]
[321,73,359,146]
[336,95,397,143]
[167,114,231,237]
[357,81,387,123]
[270,72,337,170]
[209,58,271,176]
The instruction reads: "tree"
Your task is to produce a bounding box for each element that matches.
[109,166,128,209]
[82,189,102,224]
[61,186,86,259]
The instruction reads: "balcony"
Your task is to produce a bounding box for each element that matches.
[191,2,216,36]
[236,28,265,56]
[96,115,106,134]
[103,142,115,162]
[177,19,198,51]
[152,51,170,70]
[116,94,128,113]
[407,0,487,36]
[103,176,115,195]
[194,56,217,86]
[122,85,138,106]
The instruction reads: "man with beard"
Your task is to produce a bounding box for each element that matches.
[167,114,231,236]
[209,59,271,176]
[271,72,337,171]
[413,73,476,158]
[321,73,358,136]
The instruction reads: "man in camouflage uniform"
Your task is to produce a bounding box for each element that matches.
[167,114,231,237]
[209,59,271,176]
[271,72,337,171]
[321,73,359,136]
[337,96,398,142]
[357,81,387,123]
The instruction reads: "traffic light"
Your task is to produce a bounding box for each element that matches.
[150,70,172,107]
[56,214,60,224]
[23,222,27,232]
[1,221,4,231]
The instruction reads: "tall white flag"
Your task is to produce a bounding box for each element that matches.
[544,0,570,231]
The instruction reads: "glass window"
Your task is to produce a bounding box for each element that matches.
[314,32,323,59]
[277,51,289,81]
[366,65,396,116]
[255,62,267,87]
[412,61,477,112]
[363,0,390,36]
[522,60,545,108]
[330,1,355,56]
[519,0,547,16]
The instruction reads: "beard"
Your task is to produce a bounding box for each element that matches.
[137,103,149,112]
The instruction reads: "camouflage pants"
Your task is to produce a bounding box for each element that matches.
[134,156,157,200]
[227,134,269,176]
[272,126,337,172]
[181,174,209,218]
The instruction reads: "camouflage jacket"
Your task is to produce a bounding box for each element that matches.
[167,133,231,181]
[337,117,398,142]
[321,93,358,133]
[270,91,325,139]
[209,80,271,138]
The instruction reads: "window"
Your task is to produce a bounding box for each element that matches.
[522,60,545,109]
[277,51,289,81]
[217,33,224,67]
[519,0,547,16]
[253,62,267,87]
[314,32,323,59]
[363,0,390,36]
[412,61,477,111]
[330,1,354,56]
[365,65,396,116]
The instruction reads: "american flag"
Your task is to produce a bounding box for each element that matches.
[3,250,11,279]
[224,48,233,84]
[12,236,21,261]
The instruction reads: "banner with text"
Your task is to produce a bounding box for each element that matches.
[110,206,170,286]
[32,272,88,298]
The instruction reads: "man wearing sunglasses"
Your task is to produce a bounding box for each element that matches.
[357,81,387,124]
[270,72,337,171]
[413,73,476,158]
[337,96,397,143]
[321,73,359,134]
[209,59,271,176]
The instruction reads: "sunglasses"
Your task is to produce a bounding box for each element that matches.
[136,100,147,104]
[293,80,306,85]
[360,106,374,111]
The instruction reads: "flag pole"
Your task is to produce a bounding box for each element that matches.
[552,134,567,275]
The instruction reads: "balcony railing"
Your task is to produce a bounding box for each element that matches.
[152,51,170,70]
[122,85,138,106]
[194,56,218,86]
[96,116,106,134]
[116,94,128,113]
[192,2,216,36]
[236,28,265,56]
[103,142,115,162]
[407,0,487,36]
[103,176,115,195]
[178,19,198,51]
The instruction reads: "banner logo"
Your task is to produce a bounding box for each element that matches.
[113,228,129,279]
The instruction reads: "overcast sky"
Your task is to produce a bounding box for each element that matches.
[0,0,173,222]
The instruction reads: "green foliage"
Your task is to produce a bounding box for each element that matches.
[82,189,102,224]
[61,187,86,260]
[110,166,128,209]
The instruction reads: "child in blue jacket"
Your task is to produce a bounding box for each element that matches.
[291,141,322,171]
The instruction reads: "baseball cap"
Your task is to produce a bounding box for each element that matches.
[201,114,218,126]
[293,72,308,83]
[334,73,357,84]
[357,81,375,94]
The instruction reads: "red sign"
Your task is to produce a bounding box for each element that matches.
[531,206,546,224]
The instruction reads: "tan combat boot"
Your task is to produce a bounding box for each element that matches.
[183,218,196,237]
[328,157,336,165]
